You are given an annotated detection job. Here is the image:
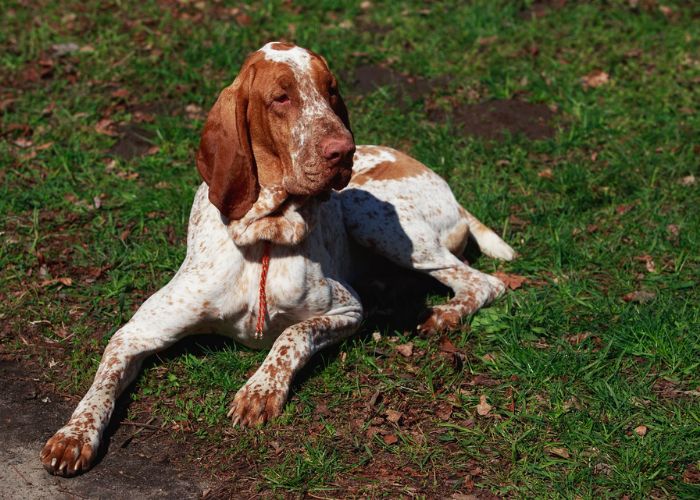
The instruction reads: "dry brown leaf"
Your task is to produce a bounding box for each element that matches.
[683,463,700,484]
[581,70,610,89]
[383,433,399,445]
[396,343,413,357]
[566,332,591,345]
[634,254,656,273]
[13,137,33,148]
[476,395,492,416]
[538,168,554,179]
[386,410,402,424]
[482,352,497,363]
[439,337,458,353]
[477,35,498,46]
[666,224,680,244]
[615,202,636,215]
[234,12,252,26]
[435,402,453,421]
[40,277,73,287]
[680,175,696,186]
[634,425,648,436]
[111,88,129,99]
[95,118,118,136]
[546,446,570,459]
[493,271,527,290]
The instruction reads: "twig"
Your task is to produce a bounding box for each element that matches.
[10,464,31,486]
[119,420,161,430]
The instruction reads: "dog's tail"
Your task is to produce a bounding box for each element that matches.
[459,207,516,261]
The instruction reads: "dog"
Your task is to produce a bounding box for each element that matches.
[40,41,515,476]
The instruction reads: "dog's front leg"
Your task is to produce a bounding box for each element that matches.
[40,274,205,476]
[228,280,362,427]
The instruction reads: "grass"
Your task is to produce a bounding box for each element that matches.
[1,0,699,497]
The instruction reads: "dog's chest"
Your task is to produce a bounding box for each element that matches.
[226,240,334,347]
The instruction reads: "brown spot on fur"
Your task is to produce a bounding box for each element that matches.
[270,42,295,51]
[351,151,429,186]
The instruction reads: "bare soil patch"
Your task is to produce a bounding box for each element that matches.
[351,64,451,103]
[0,357,208,499]
[429,99,557,141]
[108,123,157,160]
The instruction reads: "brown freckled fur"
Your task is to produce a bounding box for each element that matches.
[350,153,428,186]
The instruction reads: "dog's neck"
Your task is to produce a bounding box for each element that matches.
[226,187,322,246]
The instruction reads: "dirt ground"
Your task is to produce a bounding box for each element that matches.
[0,358,209,499]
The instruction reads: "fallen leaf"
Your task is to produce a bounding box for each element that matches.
[683,463,700,484]
[133,111,155,123]
[493,271,527,290]
[622,290,656,303]
[477,35,498,46]
[439,337,458,353]
[396,343,413,357]
[615,203,636,215]
[383,433,399,445]
[538,168,554,179]
[546,446,570,459]
[476,395,492,416]
[659,5,677,20]
[566,332,591,345]
[680,175,695,186]
[482,352,497,363]
[634,254,656,273]
[111,88,130,99]
[385,410,402,424]
[52,42,80,57]
[435,402,453,421]
[666,224,680,244]
[234,12,252,26]
[95,118,118,136]
[185,103,204,120]
[468,374,499,387]
[634,425,648,436]
[581,70,610,89]
[13,137,33,148]
[40,277,73,287]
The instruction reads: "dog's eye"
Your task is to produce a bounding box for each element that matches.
[273,93,290,104]
[328,85,337,96]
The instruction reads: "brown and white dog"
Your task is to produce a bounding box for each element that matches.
[40,42,515,476]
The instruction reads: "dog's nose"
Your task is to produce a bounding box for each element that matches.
[320,137,355,165]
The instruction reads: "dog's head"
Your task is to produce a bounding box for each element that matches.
[196,42,355,221]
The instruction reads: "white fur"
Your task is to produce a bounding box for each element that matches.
[260,42,311,71]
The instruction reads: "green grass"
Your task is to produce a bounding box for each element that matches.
[1,0,699,497]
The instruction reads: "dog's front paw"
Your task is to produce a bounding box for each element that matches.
[228,379,288,427]
[40,429,97,476]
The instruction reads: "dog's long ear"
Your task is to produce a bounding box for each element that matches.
[196,73,258,221]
